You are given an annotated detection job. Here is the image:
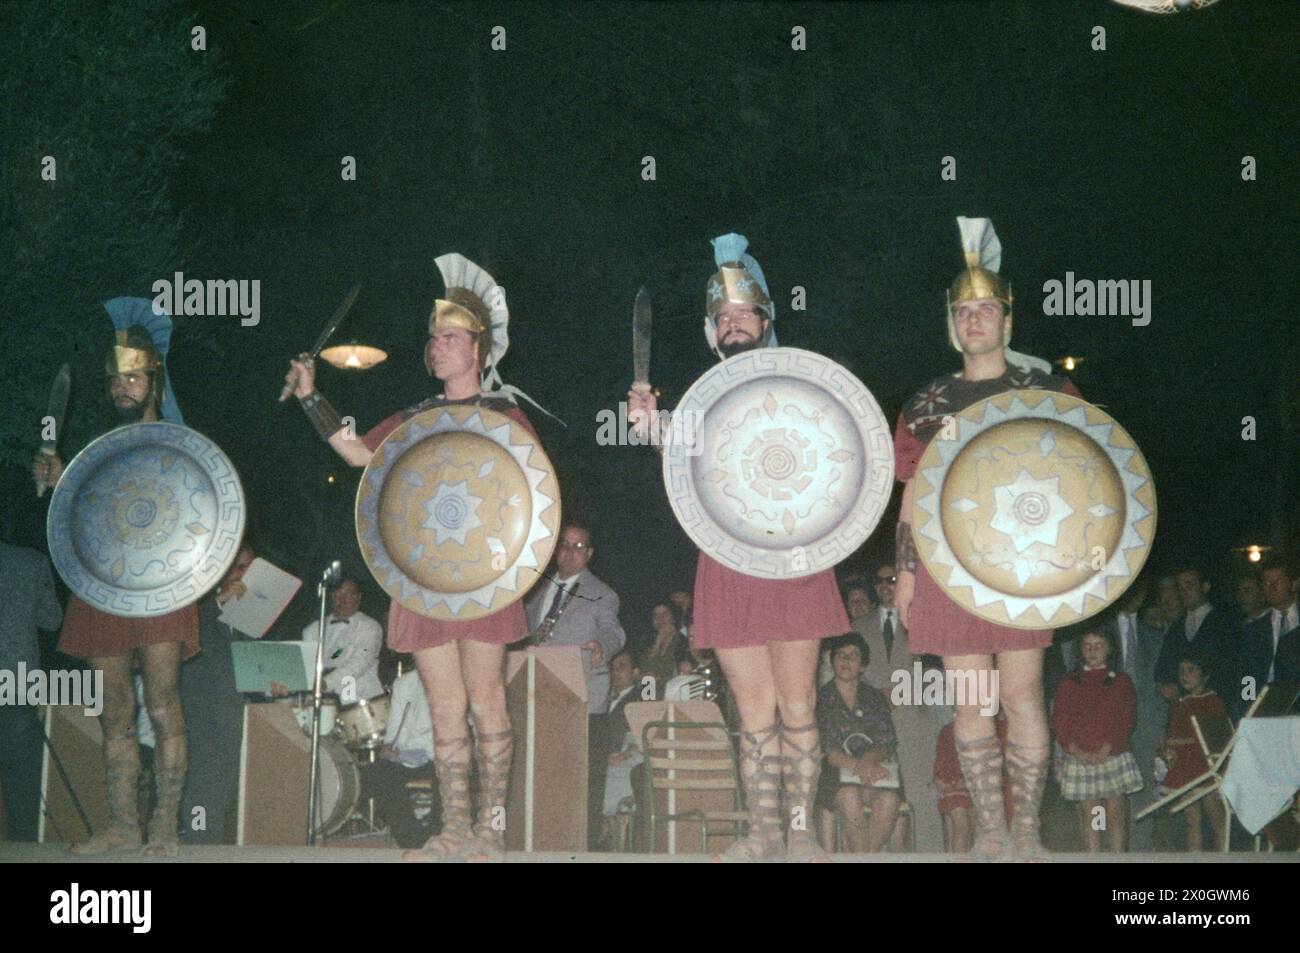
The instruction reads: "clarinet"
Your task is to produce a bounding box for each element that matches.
[531,582,580,645]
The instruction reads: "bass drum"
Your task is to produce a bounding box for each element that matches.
[313,736,361,837]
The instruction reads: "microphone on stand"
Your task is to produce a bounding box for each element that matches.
[307,558,343,845]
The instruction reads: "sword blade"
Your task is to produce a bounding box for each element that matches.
[308,282,362,358]
[42,363,71,452]
[632,287,652,384]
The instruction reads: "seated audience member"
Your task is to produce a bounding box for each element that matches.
[1160,651,1227,852]
[814,633,901,853]
[602,649,644,849]
[1052,625,1142,853]
[640,601,687,698]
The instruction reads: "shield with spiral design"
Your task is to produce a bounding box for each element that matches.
[664,347,894,579]
[47,422,246,617]
[356,405,560,620]
[911,390,1157,628]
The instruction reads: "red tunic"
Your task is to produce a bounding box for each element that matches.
[691,553,849,649]
[57,595,200,662]
[895,368,1081,656]
[1162,691,1226,790]
[361,395,537,653]
[1051,668,1136,755]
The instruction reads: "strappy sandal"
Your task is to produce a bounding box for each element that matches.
[468,727,514,864]
[403,736,478,863]
[713,724,785,863]
[1005,740,1051,863]
[781,722,831,863]
[71,736,142,855]
[143,736,186,859]
[954,734,1009,863]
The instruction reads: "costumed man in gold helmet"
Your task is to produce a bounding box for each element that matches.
[285,254,541,862]
[33,298,200,857]
[892,219,1080,862]
[627,234,849,862]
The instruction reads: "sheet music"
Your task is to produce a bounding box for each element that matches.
[217,557,303,638]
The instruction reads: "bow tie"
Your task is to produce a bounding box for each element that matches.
[330,616,352,626]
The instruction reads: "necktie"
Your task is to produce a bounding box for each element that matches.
[1120,616,1131,672]
[1270,610,1283,682]
[882,611,895,660]
[546,583,567,621]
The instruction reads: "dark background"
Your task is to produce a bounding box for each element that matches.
[4,0,1297,651]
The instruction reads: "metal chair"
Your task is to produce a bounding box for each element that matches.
[640,718,748,854]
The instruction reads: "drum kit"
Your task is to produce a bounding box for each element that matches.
[289,693,392,836]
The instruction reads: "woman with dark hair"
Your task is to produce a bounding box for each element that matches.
[640,601,687,697]
[815,633,900,853]
[1051,622,1142,852]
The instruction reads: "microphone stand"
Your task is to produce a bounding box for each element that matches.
[306,560,341,846]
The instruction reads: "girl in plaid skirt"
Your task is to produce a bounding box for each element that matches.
[1052,626,1143,852]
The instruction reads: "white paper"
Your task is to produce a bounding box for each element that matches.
[840,760,901,789]
[217,557,303,638]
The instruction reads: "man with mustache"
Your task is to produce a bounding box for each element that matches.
[627,233,849,862]
[33,299,199,857]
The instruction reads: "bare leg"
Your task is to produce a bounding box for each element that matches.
[889,808,909,852]
[947,653,1005,861]
[71,655,141,853]
[140,641,186,857]
[948,807,973,853]
[818,806,837,853]
[1204,794,1226,852]
[1082,799,1103,852]
[713,646,783,861]
[403,642,475,861]
[999,648,1050,862]
[1107,796,1127,852]
[836,785,868,852]
[460,640,510,861]
[1185,800,1203,852]
[770,639,828,863]
[863,789,900,852]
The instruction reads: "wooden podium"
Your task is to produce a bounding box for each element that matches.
[39,705,109,844]
[505,647,587,852]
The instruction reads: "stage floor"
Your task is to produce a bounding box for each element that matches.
[1,844,1294,863]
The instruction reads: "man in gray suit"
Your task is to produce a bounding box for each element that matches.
[1104,580,1168,851]
[855,563,944,853]
[523,523,627,849]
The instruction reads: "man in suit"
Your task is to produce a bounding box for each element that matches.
[299,578,384,703]
[1256,561,1300,685]
[853,563,943,852]
[1155,566,1237,703]
[1104,580,1169,850]
[523,523,627,849]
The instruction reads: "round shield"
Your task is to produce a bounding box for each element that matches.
[47,422,246,618]
[911,390,1157,629]
[356,405,560,621]
[664,347,894,579]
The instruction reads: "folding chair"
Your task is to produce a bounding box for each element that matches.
[1136,685,1299,850]
[640,717,748,854]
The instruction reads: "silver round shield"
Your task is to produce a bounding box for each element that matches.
[47,422,246,617]
[664,347,894,579]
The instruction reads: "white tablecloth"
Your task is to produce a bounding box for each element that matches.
[1221,717,1300,834]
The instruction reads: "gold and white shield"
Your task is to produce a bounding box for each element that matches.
[912,390,1156,628]
[356,405,560,620]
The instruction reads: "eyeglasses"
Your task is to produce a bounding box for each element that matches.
[558,540,591,550]
[875,575,896,585]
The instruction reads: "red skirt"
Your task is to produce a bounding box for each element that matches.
[692,553,850,649]
[908,561,1053,656]
[57,595,200,662]
[386,599,527,654]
